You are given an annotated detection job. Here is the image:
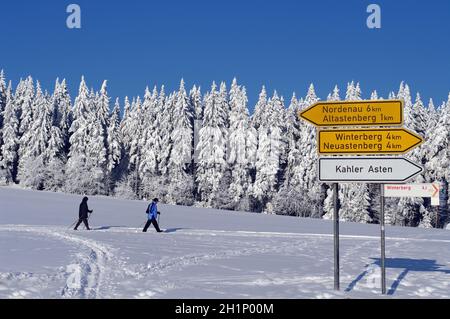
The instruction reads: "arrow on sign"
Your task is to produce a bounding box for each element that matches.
[432,183,439,197]
[318,128,423,155]
[318,157,423,183]
[300,100,403,127]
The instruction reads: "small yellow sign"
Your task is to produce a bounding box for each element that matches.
[299,100,403,127]
[318,128,423,155]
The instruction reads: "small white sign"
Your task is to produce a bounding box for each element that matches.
[318,157,423,183]
[384,183,440,206]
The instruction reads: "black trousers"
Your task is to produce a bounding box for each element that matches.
[143,218,162,232]
[74,218,90,230]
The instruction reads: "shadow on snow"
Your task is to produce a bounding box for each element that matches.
[346,258,450,295]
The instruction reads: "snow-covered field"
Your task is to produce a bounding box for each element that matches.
[1,186,450,299]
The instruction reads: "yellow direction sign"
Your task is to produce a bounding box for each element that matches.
[299,100,403,127]
[318,128,423,155]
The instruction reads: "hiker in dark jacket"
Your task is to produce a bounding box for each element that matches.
[74,197,93,230]
[143,198,162,233]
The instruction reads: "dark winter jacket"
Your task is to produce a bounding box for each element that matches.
[147,201,158,220]
[79,197,92,219]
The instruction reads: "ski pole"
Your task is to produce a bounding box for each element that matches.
[68,219,78,230]
[86,211,93,229]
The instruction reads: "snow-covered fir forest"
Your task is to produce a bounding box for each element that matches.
[0,70,449,228]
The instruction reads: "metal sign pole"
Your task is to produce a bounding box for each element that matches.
[380,184,386,295]
[436,208,439,229]
[333,183,340,291]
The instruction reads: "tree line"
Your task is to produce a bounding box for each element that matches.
[0,70,449,228]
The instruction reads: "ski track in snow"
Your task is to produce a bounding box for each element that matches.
[82,227,450,299]
[1,224,450,298]
[142,238,309,276]
[123,233,315,298]
[91,226,450,244]
[0,225,124,299]
[0,225,329,298]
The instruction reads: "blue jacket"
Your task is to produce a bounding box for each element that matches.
[147,202,158,220]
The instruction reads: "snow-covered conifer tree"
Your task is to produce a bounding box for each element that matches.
[66,77,107,195]
[425,94,450,227]
[97,80,112,172]
[124,96,144,195]
[252,91,285,213]
[44,120,66,192]
[273,93,312,216]
[68,76,90,164]
[120,96,132,151]
[0,70,7,175]
[190,85,203,175]
[295,84,322,217]
[107,98,123,174]
[51,79,72,154]
[17,80,44,183]
[20,89,55,189]
[190,85,203,121]
[218,82,230,127]
[227,79,256,210]
[16,77,35,179]
[140,86,165,199]
[371,90,379,100]
[141,86,172,201]
[168,79,193,176]
[396,87,428,226]
[165,79,195,205]
[157,89,173,179]
[116,96,136,198]
[17,77,34,138]
[0,82,19,184]
[86,89,108,193]
[196,82,228,207]
[330,85,340,101]
[252,86,268,131]
[0,70,6,147]
[138,87,157,177]
[97,80,111,131]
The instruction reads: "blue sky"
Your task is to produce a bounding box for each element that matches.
[0,0,449,111]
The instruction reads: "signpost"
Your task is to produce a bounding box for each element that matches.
[380,184,386,294]
[300,100,403,127]
[318,128,423,155]
[333,183,339,291]
[299,98,425,295]
[318,157,423,183]
[384,183,440,206]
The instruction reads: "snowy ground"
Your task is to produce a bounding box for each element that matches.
[1,186,450,299]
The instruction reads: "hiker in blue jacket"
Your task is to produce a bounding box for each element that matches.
[143,198,162,233]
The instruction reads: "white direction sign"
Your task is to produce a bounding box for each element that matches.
[384,183,440,206]
[319,157,423,183]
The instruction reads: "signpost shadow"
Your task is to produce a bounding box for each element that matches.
[346,258,450,295]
